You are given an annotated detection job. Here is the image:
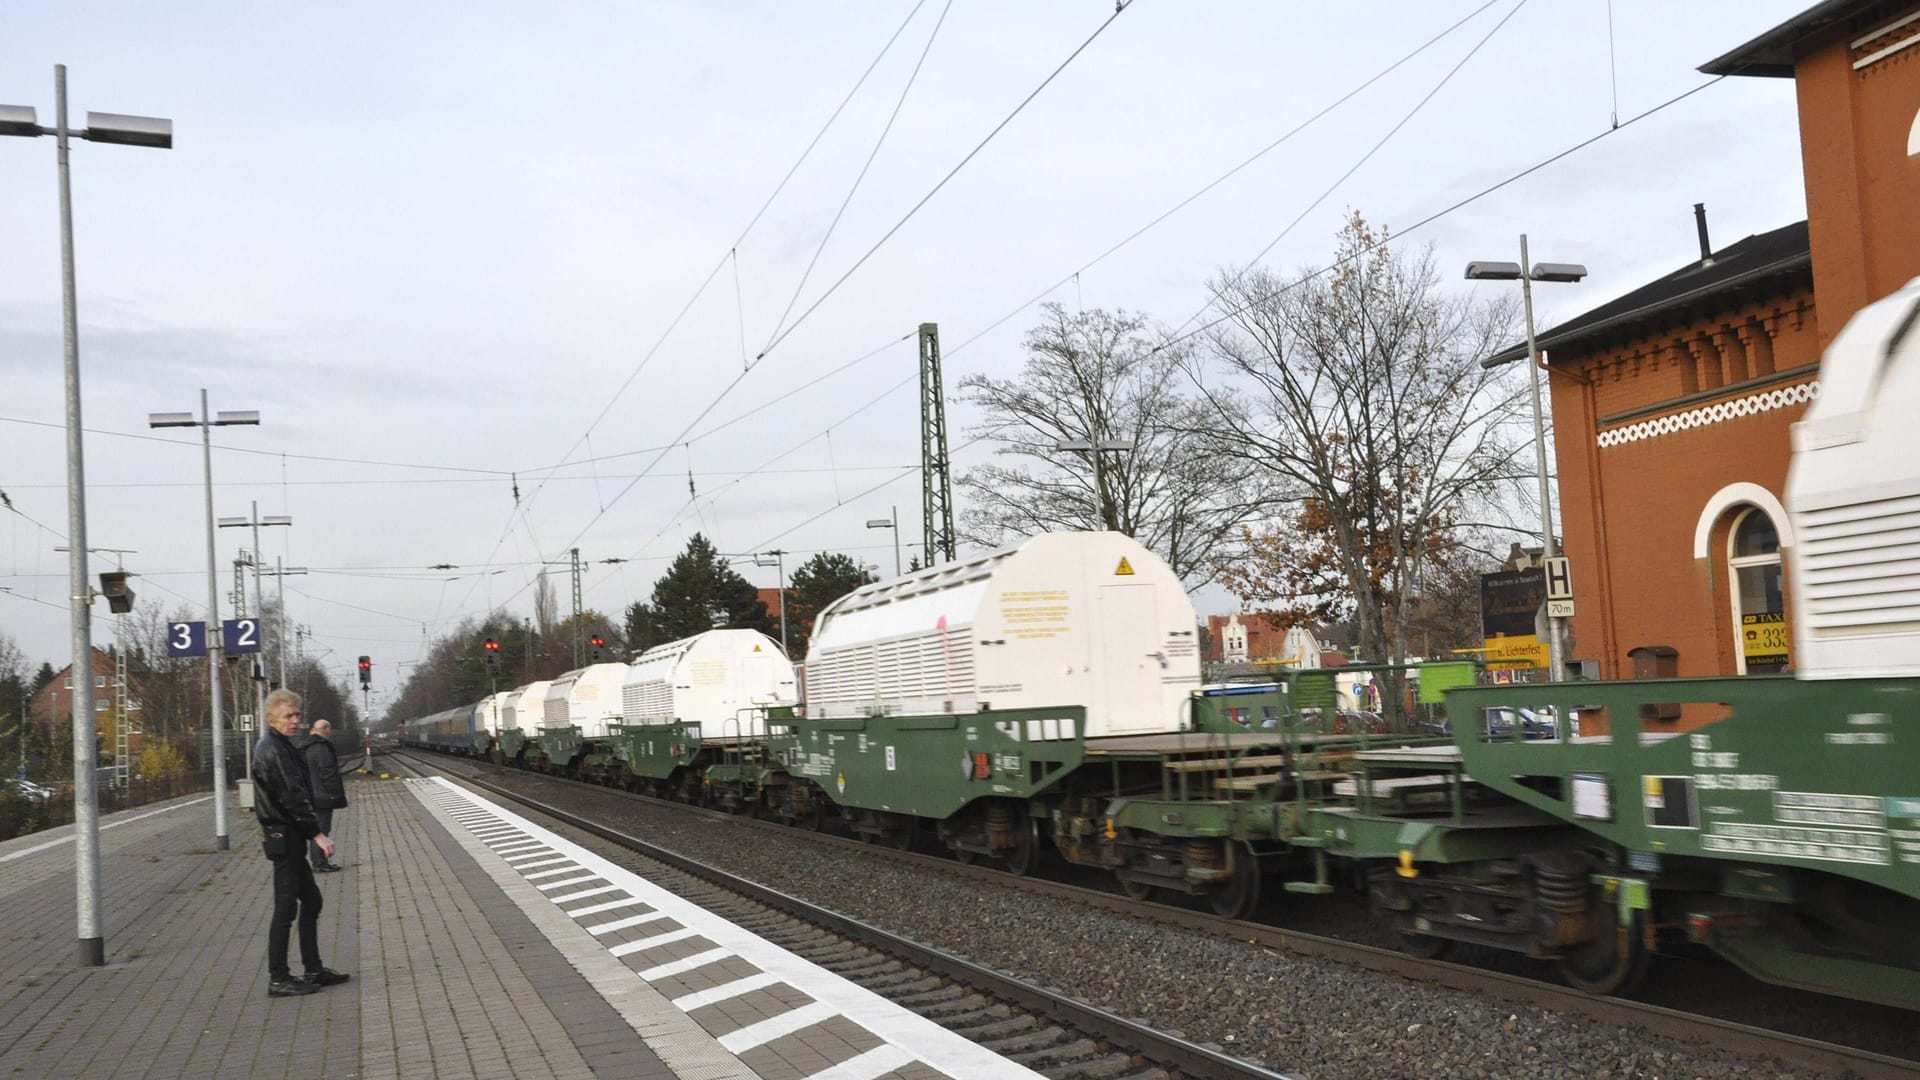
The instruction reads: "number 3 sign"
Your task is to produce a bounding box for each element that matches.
[166,621,207,658]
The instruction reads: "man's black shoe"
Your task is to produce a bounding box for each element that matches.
[304,967,351,987]
[269,977,320,997]
[314,863,344,872]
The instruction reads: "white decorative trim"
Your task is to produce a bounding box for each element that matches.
[1692,482,1795,559]
[1598,381,1817,448]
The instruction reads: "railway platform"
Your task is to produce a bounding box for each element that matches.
[0,768,1038,1080]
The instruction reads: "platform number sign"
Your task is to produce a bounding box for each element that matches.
[223,618,262,654]
[166,621,207,658]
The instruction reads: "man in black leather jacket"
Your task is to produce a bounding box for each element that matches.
[301,718,348,872]
[253,688,351,998]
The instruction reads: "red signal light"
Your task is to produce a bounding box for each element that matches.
[589,635,605,648]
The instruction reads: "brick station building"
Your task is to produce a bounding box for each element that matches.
[1499,0,1920,680]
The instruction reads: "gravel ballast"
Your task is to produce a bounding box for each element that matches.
[465,770,1875,1080]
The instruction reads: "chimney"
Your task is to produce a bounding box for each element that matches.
[1693,202,1713,264]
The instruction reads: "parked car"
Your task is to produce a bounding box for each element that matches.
[2,778,55,800]
[1483,706,1557,740]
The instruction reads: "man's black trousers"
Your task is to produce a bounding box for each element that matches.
[268,855,323,979]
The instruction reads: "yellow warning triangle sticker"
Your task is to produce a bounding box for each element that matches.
[752,644,761,652]
[1114,557,1135,576]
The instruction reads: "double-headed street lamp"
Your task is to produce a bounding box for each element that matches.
[220,502,291,776]
[866,506,902,577]
[1056,437,1133,533]
[1466,235,1587,683]
[149,394,260,851]
[5,65,172,968]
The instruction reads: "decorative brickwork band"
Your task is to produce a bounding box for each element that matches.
[1597,381,1819,448]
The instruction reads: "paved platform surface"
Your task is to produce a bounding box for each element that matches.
[0,768,1037,1079]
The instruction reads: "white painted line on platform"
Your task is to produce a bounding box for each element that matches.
[536,872,601,892]
[523,865,584,881]
[0,796,213,865]
[718,1000,840,1052]
[636,946,733,981]
[812,1043,918,1080]
[671,972,782,1011]
[586,910,671,936]
[552,884,624,905]
[413,777,1043,1080]
[608,926,701,957]
[568,896,646,918]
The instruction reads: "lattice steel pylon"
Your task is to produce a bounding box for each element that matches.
[112,622,131,789]
[570,548,583,668]
[919,322,955,565]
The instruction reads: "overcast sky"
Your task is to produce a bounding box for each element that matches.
[1,1,1810,705]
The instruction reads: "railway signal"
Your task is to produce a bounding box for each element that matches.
[484,638,500,670]
[589,634,605,663]
[358,655,371,687]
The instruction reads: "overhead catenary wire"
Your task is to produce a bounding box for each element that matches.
[1155,75,1730,353]
[761,0,956,353]
[1165,0,1529,341]
[756,0,1138,361]
[894,0,1508,374]
[504,0,935,523]
[304,26,1730,664]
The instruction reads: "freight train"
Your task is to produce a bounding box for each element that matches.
[400,277,1920,1011]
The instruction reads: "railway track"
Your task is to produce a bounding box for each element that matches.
[397,748,1920,1080]
[391,750,1289,1080]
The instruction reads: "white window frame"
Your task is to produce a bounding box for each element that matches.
[1727,506,1786,676]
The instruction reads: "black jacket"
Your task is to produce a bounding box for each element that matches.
[300,734,348,810]
[252,728,322,840]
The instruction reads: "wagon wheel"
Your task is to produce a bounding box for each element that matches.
[952,846,977,866]
[801,799,826,832]
[1208,841,1261,920]
[1002,812,1040,877]
[1118,872,1155,902]
[888,816,917,851]
[1558,910,1650,995]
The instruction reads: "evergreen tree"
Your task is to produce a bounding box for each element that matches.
[30,662,55,697]
[641,534,773,643]
[784,553,876,658]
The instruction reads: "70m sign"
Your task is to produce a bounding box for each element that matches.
[164,618,262,658]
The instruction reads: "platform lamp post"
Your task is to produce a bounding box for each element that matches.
[219,503,291,769]
[866,506,902,577]
[149,395,259,853]
[1056,438,1133,533]
[1465,236,1587,683]
[4,66,172,967]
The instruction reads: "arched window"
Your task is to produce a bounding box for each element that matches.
[1729,508,1788,673]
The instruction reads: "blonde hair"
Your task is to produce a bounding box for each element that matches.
[264,688,302,722]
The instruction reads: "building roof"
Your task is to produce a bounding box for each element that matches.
[1699,0,1882,78]
[1483,220,1811,368]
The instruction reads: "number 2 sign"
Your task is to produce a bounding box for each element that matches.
[223,618,262,654]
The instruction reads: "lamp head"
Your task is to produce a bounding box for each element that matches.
[1464,260,1523,281]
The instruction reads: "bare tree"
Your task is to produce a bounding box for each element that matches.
[1197,213,1526,706]
[957,303,1264,587]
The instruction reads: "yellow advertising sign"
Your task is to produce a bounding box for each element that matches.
[1741,611,1788,665]
[1481,632,1547,669]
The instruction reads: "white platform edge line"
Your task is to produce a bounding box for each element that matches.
[406,777,759,1080]
[414,779,1041,1080]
